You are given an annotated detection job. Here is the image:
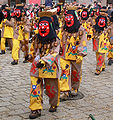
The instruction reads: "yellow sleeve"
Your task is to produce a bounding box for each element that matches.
[0,23,2,28]
[28,42,35,62]
[58,29,63,47]
[39,59,46,66]
[76,56,83,64]
[3,19,7,23]
[34,29,38,34]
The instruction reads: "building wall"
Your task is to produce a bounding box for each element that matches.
[0,0,8,4]
[42,0,107,5]
[0,0,108,6]
[78,0,107,6]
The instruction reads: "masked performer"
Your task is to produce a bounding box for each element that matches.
[11,4,31,65]
[59,6,87,101]
[93,11,110,75]
[26,11,60,119]
[0,7,14,54]
[107,11,113,65]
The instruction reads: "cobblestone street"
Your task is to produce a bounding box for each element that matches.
[0,40,113,120]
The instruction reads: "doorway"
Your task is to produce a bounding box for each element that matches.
[107,0,113,4]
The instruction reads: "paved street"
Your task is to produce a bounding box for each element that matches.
[0,40,113,120]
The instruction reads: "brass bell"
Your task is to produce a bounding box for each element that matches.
[73,33,77,38]
[68,33,71,37]
[35,44,38,49]
[22,45,25,52]
[25,44,29,51]
[56,30,59,35]
[44,44,47,49]
[21,40,25,45]
[48,44,51,49]
[79,30,83,36]
[50,50,54,54]
[39,43,42,48]
[65,32,68,36]
[107,28,111,34]
[25,40,29,44]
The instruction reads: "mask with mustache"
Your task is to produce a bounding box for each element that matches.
[38,16,57,44]
[81,9,89,20]
[64,10,80,33]
[93,15,107,33]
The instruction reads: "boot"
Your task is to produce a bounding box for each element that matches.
[108,59,113,65]
[95,70,101,75]
[102,68,105,71]
[49,106,57,112]
[69,90,84,100]
[0,50,5,55]
[11,60,18,65]
[29,110,41,119]
[23,59,28,63]
[60,92,69,101]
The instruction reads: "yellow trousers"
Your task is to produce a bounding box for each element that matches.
[29,76,60,110]
[60,58,82,92]
[1,37,12,51]
[12,39,20,61]
[108,45,113,60]
[96,52,106,72]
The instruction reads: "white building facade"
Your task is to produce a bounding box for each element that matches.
[0,0,113,6]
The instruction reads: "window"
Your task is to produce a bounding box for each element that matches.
[53,0,74,4]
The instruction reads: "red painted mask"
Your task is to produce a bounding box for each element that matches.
[82,11,87,18]
[57,6,60,13]
[39,21,50,37]
[15,9,21,18]
[3,11,8,18]
[98,17,105,27]
[65,14,74,27]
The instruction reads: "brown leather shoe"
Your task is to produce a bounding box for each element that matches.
[49,106,57,112]
[11,60,18,65]
[95,70,101,75]
[0,50,5,55]
[29,110,41,119]
[102,68,105,71]
[60,92,69,101]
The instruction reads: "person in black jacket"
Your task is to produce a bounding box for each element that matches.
[45,0,53,7]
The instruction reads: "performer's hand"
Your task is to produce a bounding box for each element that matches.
[87,35,91,38]
[25,54,32,61]
[21,26,24,30]
[36,61,44,68]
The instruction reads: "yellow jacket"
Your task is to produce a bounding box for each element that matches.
[1,19,14,38]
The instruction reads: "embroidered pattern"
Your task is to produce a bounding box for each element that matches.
[72,70,80,82]
[93,39,98,51]
[97,55,104,67]
[30,61,37,74]
[30,80,41,98]
[60,64,70,80]
[46,85,56,98]
[67,46,78,56]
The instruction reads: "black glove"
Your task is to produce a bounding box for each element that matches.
[25,55,29,61]
[21,26,23,30]
[87,35,91,38]
[36,61,44,68]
